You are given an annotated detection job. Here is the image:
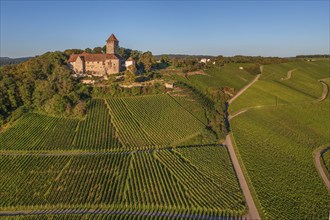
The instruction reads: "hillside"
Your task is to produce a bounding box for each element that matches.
[229,60,330,219]
[0,58,329,219]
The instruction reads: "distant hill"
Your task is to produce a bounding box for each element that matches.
[155,54,215,59]
[0,57,33,66]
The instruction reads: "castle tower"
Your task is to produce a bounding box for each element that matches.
[106,34,119,54]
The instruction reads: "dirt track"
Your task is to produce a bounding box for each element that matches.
[224,135,261,220]
[225,75,261,219]
[316,80,329,102]
[228,74,260,105]
[314,147,330,191]
[281,69,296,80]
[228,109,248,121]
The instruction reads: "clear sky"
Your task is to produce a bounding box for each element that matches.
[1,0,329,58]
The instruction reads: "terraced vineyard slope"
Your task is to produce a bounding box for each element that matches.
[0,99,120,151]
[0,147,246,218]
[229,60,330,219]
[106,94,215,149]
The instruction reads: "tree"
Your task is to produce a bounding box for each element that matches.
[138,51,155,72]
[84,48,92,53]
[0,51,91,123]
[102,45,106,54]
[93,47,102,54]
[64,49,83,56]
[73,101,87,117]
[161,55,169,64]
[125,70,136,83]
[33,80,54,109]
[118,47,132,60]
[44,94,66,114]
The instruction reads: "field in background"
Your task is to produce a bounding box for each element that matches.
[186,63,258,93]
[230,60,330,219]
[230,61,329,113]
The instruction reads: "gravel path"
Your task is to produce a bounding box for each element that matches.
[224,135,260,220]
[228,109,248,121]
[316,80,329,102]
[228,74,260,105]
[314,147,330,191]
[225,74,261,219]
[281,69,296,80]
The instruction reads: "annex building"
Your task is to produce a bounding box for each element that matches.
[68,34,127,76]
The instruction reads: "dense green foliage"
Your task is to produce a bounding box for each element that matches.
[0,52,91,125]
[229,60,330,219]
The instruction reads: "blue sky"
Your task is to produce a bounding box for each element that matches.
[1,1,329,57]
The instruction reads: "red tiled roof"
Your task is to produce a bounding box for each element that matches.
[68,53,122,63]
[106,34,119,42]
[68,54,78,62]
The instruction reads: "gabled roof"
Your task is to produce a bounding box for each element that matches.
[68,54,79,62]
[68,52,122,63]
[106,34,119,42]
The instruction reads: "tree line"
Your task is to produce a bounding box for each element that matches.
[0,52,91,127]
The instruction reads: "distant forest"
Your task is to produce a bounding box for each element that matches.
[0,57,32,66]
[296,54,330,58]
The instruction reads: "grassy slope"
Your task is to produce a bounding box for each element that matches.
[186,63,256,93]
[230,60,330,219]
[230,61,328,113]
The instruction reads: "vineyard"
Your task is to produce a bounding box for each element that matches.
[230,61,329,113]
[106,94,214,149]
[229,60,330,219]
[71,99,121,150]
[186,63,257,94]
[0,100,120,151]
[0,146,246,218]
[0,113,79,150]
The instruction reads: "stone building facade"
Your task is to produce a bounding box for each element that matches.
[68,34,125,75]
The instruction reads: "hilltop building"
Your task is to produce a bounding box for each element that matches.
[125,57,136,68]
[68,34,127,76]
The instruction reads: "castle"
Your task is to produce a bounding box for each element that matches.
[68,34,128,76]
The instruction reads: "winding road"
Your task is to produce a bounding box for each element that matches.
[314,147,330,191]
[281,69,296,80]
[225,74,261,219]
[228,74,261,105]
[316,80,329,102]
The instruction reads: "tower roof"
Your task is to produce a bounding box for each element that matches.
[106,34,119,42]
